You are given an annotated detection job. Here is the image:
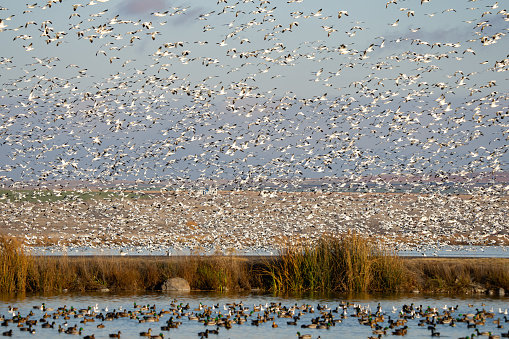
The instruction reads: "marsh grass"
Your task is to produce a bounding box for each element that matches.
[23,255,252,292]
[2,234,509,293]
[265,234,405,292]
[0,235,30,292]
[174,254,251,291]
[408,258,509,292]
[0,234,252,292]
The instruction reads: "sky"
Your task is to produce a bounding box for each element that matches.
[0,0,508,189]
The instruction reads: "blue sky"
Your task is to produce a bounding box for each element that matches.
[0,0,508,185]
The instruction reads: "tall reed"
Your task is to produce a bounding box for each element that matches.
[0,242,252,293]
[0,235,30,292]
[266,234,405,292]
[2,231,509,294]
[407,258,509,293]
[174,254,250,291]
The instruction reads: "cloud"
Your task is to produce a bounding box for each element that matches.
[171,7,204,26]
[118,0,169,16]
[117,0,205,26]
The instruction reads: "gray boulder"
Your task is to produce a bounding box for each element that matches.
[161,277,190,291]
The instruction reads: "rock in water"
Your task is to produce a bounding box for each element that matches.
[161,278,190,291]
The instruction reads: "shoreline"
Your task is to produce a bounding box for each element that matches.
[23,254,509,260]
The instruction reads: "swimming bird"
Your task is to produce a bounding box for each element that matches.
[140,328,152,336]
[66,327,83,335]
[297,332,312,339]
[198,329,209,337]
[476,329,491,336]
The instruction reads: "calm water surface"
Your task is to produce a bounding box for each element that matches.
[1,291,509,338]
[29,245,509,258]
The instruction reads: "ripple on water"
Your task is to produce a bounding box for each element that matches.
[0,291,508,339]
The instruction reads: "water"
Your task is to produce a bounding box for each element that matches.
[1,291,508,338]
[399,245,509,258]
[28,244,509,258]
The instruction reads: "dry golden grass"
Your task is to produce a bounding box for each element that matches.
[405,258,509,293]
[2,233,509,294]
[0,235,30,292]
[0,232,253,293]
[21,255,252,292]
[265,233,406,292]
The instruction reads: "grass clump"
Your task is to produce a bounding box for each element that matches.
[407,258,509,293]
[24,255,251,292]
[0,235,30,292]
[0,234,252,293]
[265,233,405,292]
[175,254,250,291]
[3,233,509,294]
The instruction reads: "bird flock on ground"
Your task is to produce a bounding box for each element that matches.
[0,0,508,253]
[1,189,509,254]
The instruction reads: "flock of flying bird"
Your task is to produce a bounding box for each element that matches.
[0,0,508,253]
